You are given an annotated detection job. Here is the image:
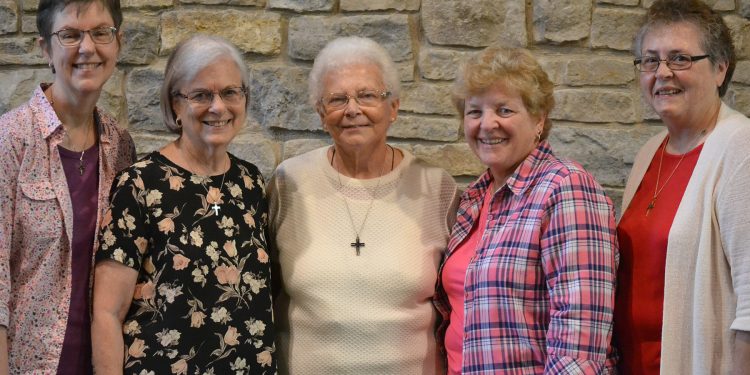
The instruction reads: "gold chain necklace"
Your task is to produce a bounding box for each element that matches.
[331,145,394,255]
[646,130,705,216]
[182,147,229,216]
[48,94,93,175]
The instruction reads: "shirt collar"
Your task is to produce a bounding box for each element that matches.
[33,83,111,144]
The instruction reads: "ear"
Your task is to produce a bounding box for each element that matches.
[714,60,729,89]
[316,104,328,131]
[115,30,124,54]
[388,98,400,122]
[535,112,546,134]
[38,36,51,61]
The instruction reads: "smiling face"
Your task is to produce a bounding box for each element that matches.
[318,63,399,151]
[464,84,544,185]
[639,21,727,128]
[41,2,120,100]
[172,56,246,152]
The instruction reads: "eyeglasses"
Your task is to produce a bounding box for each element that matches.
[634,54,710,72]
[173,86,248,107]
[51,27,118,47]
[319,89,391,111]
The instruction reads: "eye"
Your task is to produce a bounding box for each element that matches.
[358,90,380,101]
[221,87,244,101]
[464,109,482,119]
[90,27,112,39]
[57,29,81,42]
[670,54,691,63]
[188,91,213,104]
[497,107,515,117]
[325,94,348,108]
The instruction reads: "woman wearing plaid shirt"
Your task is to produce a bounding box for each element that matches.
[434,46,619,374]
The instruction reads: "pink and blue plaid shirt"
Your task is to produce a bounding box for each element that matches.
[434,141,619,374]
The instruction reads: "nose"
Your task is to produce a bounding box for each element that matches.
[654,59,674,79]
[343,96,362,117]
[78,31,96,53]
[208,93,228,113]
[479,111,500,130]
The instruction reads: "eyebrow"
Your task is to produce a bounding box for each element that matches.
[643,48,689,55]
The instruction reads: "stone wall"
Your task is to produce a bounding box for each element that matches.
[2,0,750,210]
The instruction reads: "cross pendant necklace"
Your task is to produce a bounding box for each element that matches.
[646,199,655,216]
[351,236,365,256]
[331,145,394,256]
[647,130,704,217]
[211,202,220,215]
[182,146,229,217]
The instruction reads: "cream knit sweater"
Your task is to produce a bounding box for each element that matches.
[269,146,458,375]
[622,103,750,374]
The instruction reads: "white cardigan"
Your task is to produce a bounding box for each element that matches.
[621,103,750,374]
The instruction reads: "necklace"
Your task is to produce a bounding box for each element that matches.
[331,145,395,255]
[646,130,705,216]
[182,148,229,216]
[48,94,93,175]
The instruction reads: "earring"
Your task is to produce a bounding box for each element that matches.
[535,131,542,143]
[49,63,55,74]
[176,118,182,128]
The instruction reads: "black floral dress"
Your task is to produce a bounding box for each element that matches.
[96,152,277,375]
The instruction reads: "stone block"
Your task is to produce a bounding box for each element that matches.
[552,89,636,123]
[705,0,735,11]
[281,139,331,161]
[388,114,460,142]
[742,0,750,18]
[160,10,281,56]
[0,0,17,35]
[21,0,38,11]
[341,0,420,11]
[539,55,635,86]
[732,61,750,85]
[411,143,485,176]
[725,15,750,60]
[288,15,412,62]
[418,47,473,81]
[533,0,591,43]
[597,0,638,5]
[180,0,265,5]
[248,63,320,132]
[227,133,279,179]
[637,91,661,121]
[21,15,36,34]
[396,61,415,82]
[549,123,662,187]
[98,69,126,124]
[422,0,526,47]
[131,133,178,157]
[726,87,750,117]
[119,14,158,65]
[268,0,332,12]
[0,36,46,65]
[122,0,173,8]
[126,64,165,132]
[400,82,455,116]
[591,7,645,51]
[0,68,51,115]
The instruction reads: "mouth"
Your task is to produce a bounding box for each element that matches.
[203,119,232,128]
[340,124,371,129]
[654,88,682,96]
[73,62,102,70]
[479,138,507,145]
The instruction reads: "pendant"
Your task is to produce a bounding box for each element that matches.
[350,236,365,256]
[646,199,655,216]
[211,202,220,215]
[78,161,85,176]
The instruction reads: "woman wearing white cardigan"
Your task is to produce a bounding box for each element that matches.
[614,1,750,374]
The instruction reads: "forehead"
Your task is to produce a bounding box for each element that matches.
[641,21,704,53]
[467,83,521,104]
[52,2,114,29]
[321,63,384,92]
[182,56,243,90]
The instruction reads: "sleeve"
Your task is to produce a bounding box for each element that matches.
[718,155,750,332]
[0,127,21,328]
[540,171,619,374]
[95,168,150,271]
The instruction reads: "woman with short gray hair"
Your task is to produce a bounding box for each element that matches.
[92,35,276,374]
[269,36,457,374]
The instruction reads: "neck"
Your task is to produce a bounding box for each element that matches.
[174,138,229,176]
[332,143,391,179]
[664,99,720,154]
[47,84,99,131]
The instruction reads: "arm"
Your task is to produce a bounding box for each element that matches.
[91,260,138,375]
[732,330,750,375]
[541,172,618,374]
[0,327,8,375]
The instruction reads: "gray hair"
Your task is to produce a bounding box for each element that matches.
[308,36,400,108]
[160,34,250,134]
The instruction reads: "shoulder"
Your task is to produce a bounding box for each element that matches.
[0,99,35,140]
[273,146,327,178]
[97,109,134,145]
[401,150,456,189]
[534,152,607,197]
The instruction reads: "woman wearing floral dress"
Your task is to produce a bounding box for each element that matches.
[91,35,276,375]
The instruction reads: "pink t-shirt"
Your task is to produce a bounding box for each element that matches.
[442,188,492,375]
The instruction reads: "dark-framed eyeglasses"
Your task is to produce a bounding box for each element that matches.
[319,89,391,111]
[634,54,710,72]
[51,27,118,47]
[173,86,248,107]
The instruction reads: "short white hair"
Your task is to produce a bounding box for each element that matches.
[308,36,400,107]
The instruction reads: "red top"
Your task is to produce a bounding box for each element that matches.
[614,139,703,374]
[442,188,491,375]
